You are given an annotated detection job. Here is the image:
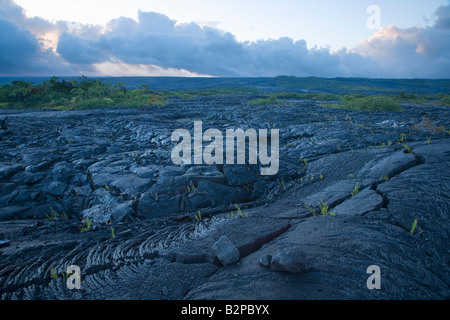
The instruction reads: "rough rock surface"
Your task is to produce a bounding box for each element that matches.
[0,93,449,300]
[269,247,312,273]
[212,236,240,266]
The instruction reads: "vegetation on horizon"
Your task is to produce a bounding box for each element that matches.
[0,77,262,110]
[1,76,449,110]
[324,95,403,112]
[0,77,169,110]
[247,91,449,111]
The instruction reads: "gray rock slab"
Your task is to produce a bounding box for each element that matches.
[270,246,312,273]
[212,235,240,266]
[411,141,450,164]
[224,165,258,187]
[0,206,31,221]
[332,188,383,216]
[0,164,24,180]
[82,200,135,225]
[303,179,358,208]
[357,150,417,181]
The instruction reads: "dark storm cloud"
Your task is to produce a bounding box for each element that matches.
[0,18,39,73]
[0,17,76,75]
[57,32,106,64]
[0,0,82,76]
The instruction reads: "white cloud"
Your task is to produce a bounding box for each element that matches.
[353,5,450,78]
[92,61,210,77]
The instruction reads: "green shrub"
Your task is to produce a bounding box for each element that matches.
[340,95,403,112]
[274,92,341,101]
[247,97,283,106]
[323,95,402,112]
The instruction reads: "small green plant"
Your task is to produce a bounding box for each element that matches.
[351,182,360,197]
[305,205,316,217]
[319,200,329,216]
[402,144,412,154]
[410,219,418,234]
[320,174,324,180]
[46,208,68,220]
[427,137,432,145]
[194,210,202,221]
[387,140,393,147]
[306,201,335,217]
[383,175,390,181]
[80,217,92,233]
[46,208,58,220]
[235,204,248,218]
[111,226,115,239]
[349,173,354,179]
[50,267,75,280]
[299,158,309,171]
[50,268,59,280]
[105,184,111,191]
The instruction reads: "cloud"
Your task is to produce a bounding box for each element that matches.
[93,61,209,77]
[1,0,449,78]
[353,5,450,78]
[54,11,354,77]
[0,0,67,50]
[0,0,81,76]
[0,17,77,76]
[57,31,106,64]
[434,4,450,29]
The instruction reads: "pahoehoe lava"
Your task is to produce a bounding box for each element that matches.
[0,91,449,300]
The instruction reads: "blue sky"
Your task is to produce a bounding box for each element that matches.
[1,0,450,78]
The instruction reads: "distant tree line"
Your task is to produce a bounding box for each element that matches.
[0,76,168,110]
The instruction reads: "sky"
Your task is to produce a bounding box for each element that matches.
[1,0,449,78]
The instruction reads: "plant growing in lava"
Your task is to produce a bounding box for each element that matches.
[402,144,412,154]
[351,182,360,197]
[410,219,418,234]
[80,217,92,233]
